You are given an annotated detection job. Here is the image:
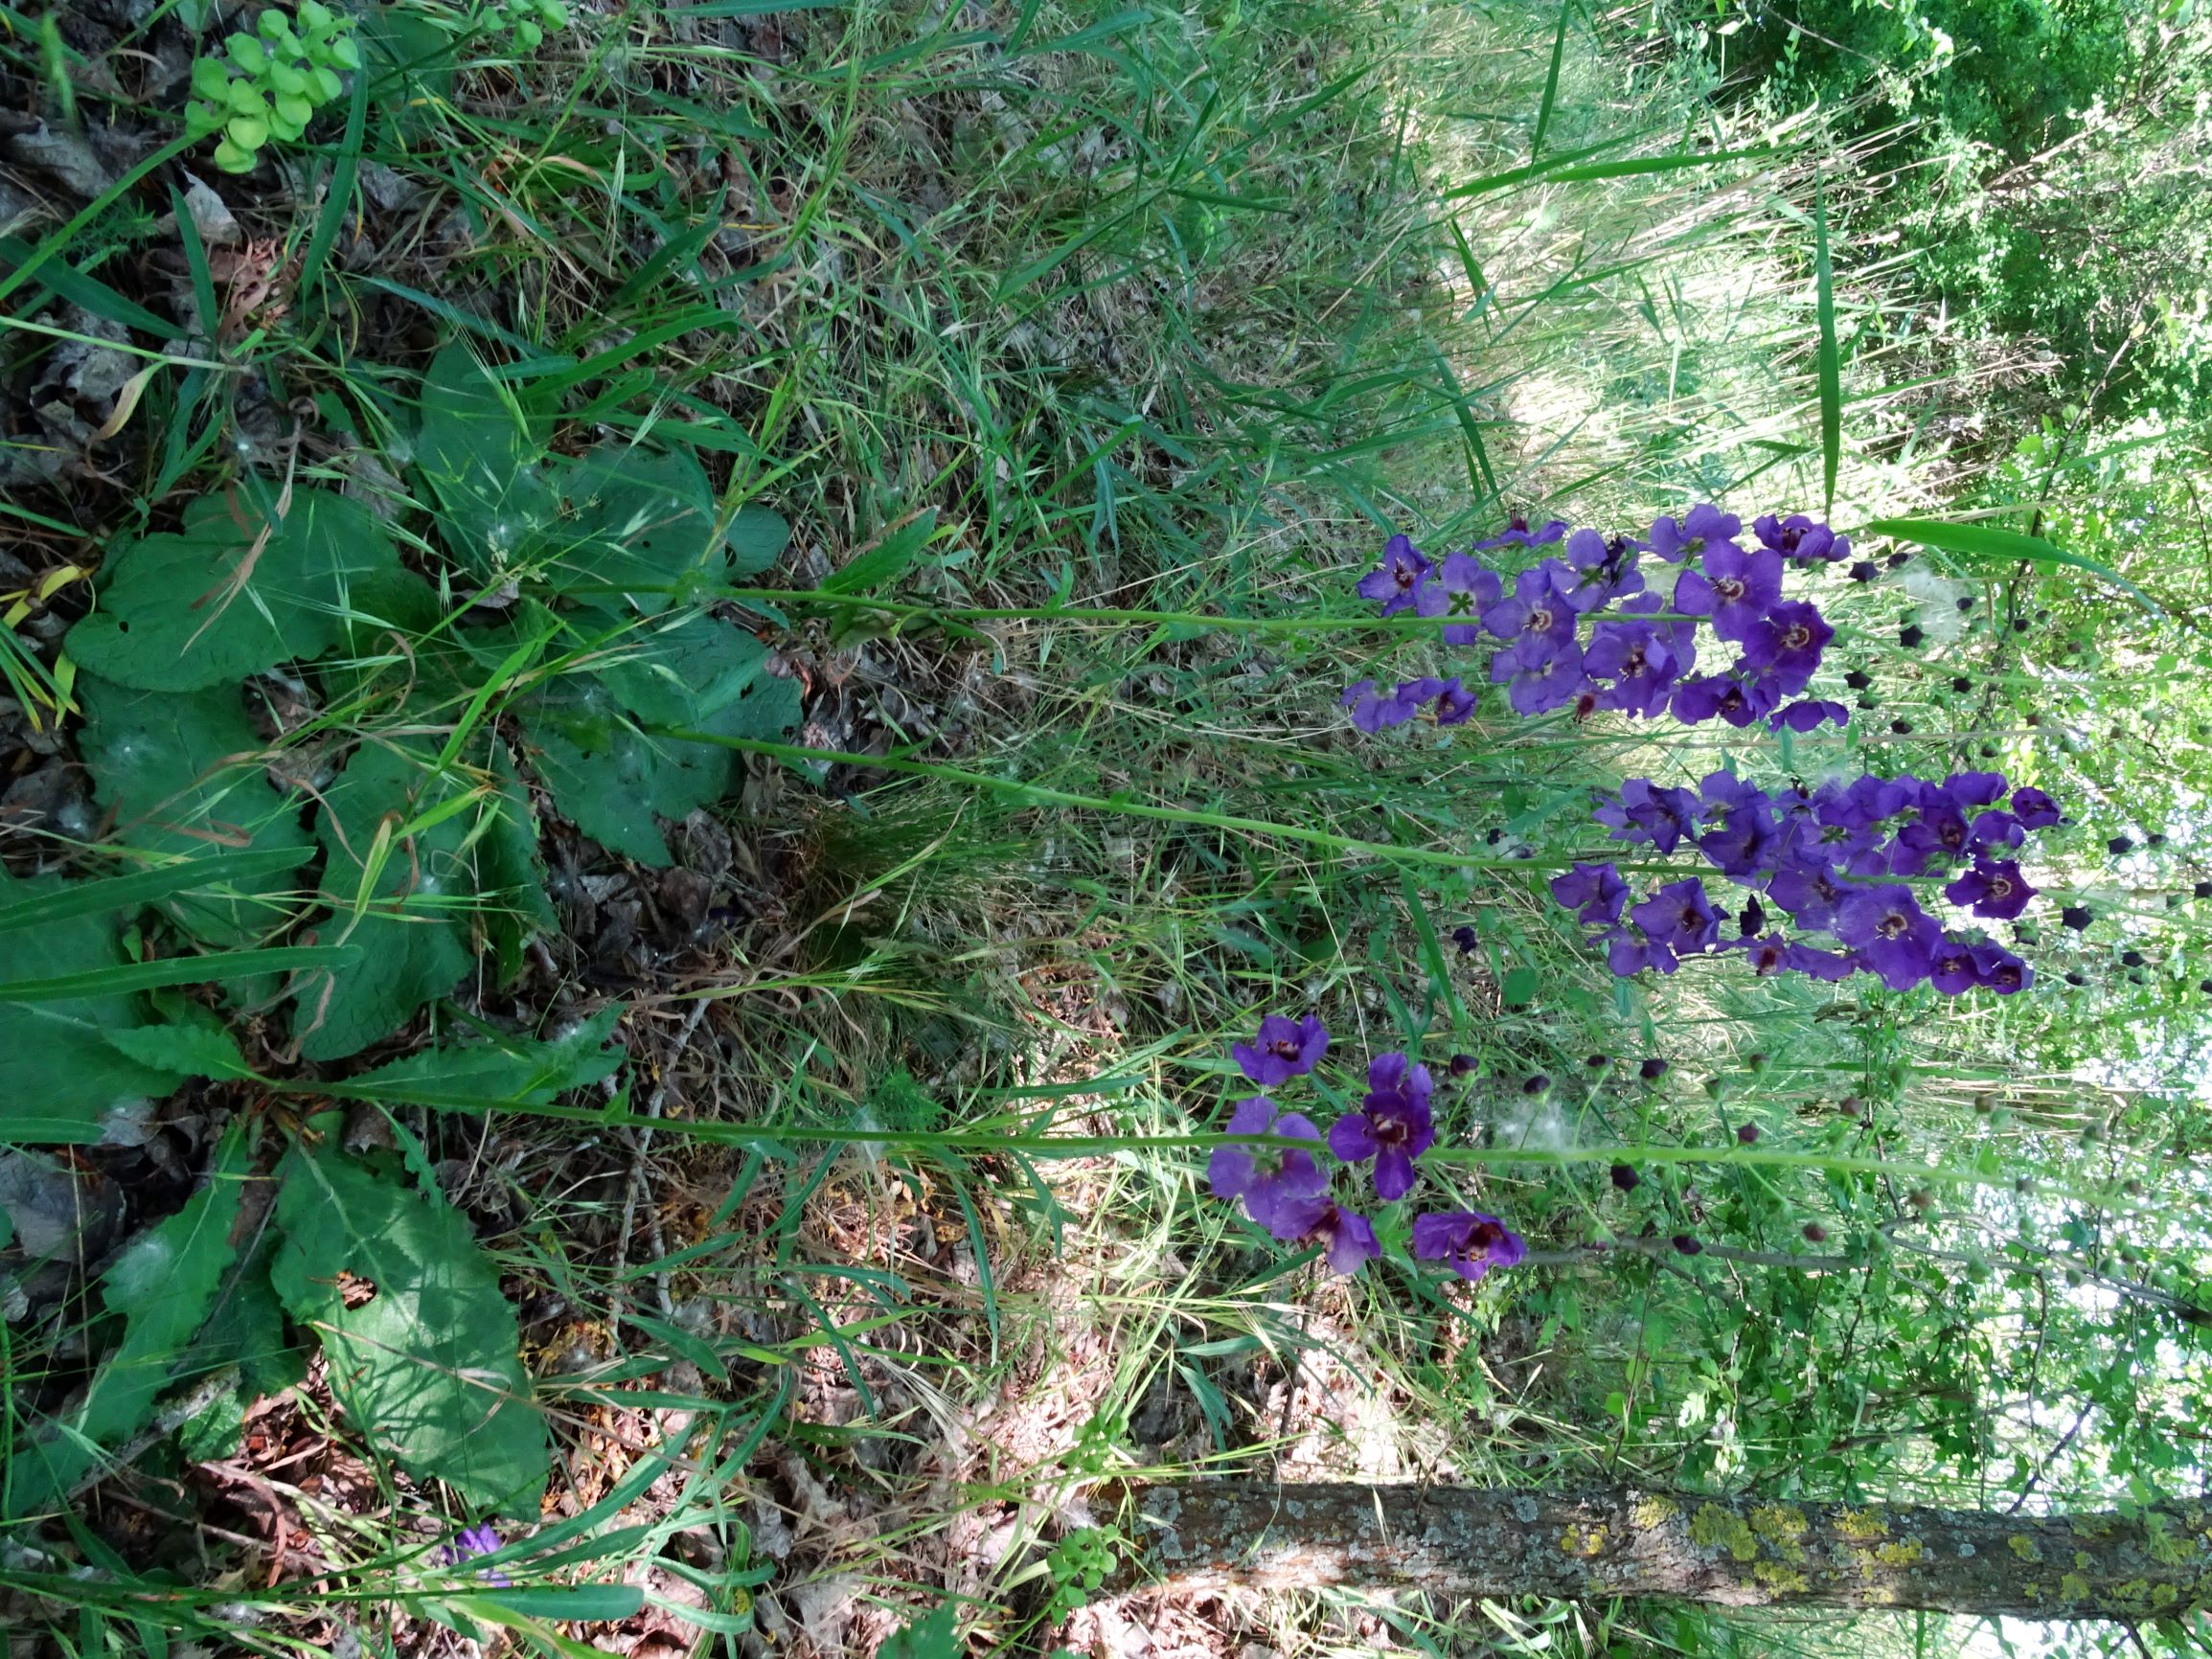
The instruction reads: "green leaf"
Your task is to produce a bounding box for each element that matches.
[0,868,187,1144]
[598,614,770,728]
[194,1224,307,1400]
[271,1140,548,1514]
[466,1586,646,1624]
[4,1127,247,1518]
[821,508,936,596]
[294,743,476,1062]
[414,345,557,580]
[1501,965,1539,1008]
[76,676,314,947]
[545,445,774,614]
[517,672,798,866]
[476,741,557,986]
[878,1605,960,1659]
[1859,515,2164,616]
[723,504,789,577]
[326,1006,625,1112]
[102,1020,253,1080]
[67,490,401,693]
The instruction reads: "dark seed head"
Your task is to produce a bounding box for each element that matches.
[2148,832,2166,848]
[2201,979,2212,995]
[2121,950,2145,968]
[1899,625,1925,648]
[1449,1053,1478,1077]
[1802,1222,1828,1244]
[2062,906,2092,930]
[1672,1234,1703,1256]
[2064,972,2085,986]
[1610,1163,1640,1193]
[2109,836,2134,856]
[1849,560,1878,582]
[1954,596,1974,613]
[1523,1074,1551,1095]
[1485,828,1504,845]
[1639,1057,1670,1081]
[1585,1053,1610,1069]
[1890,718,1913,735]
[1737,1123,1759,1144]
[1452,924,1479,954]
[1951,676,1973,693]
[1886,552,1912,569]
[2194,881,2212,899]
[1844,670,1872,690]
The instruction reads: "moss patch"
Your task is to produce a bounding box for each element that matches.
[1693,1504,1760,1562]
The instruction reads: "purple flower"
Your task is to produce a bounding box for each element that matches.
[1767,860,1847,932]
[1436,552,1503,646]
[1752,512,1847,565]
[1671,672,1780,728]
[1208,1096,1327,1233]
[1550,861,1630,926]
[1343,676,1447,733]
[1770,698,1848,732]
[1631,878,1722,955]
[1434,677,1478,725]
[1966,809,2025,858]
[1482,565,1580,662]
[1929,938,1981,995]
[1232,1014,1330,1086]
[1502,650,1590,716]
[1738,600,1833,693]
[1971,943,2031,994]
[1596,778,1701,853]
[1266,1193,1382,1275]
[1783,943,1859,982]
[1473,514,1567,551]
[439,1524,512,1585]
[1672,543,1783,643]
[1824,775,1911,831]
[2011,786,2062,830]
[1606,929,1678,976]
[1942,772,2010,811]
[1329,1053,1436,1200]
[1836,883,1943,989]
[1411,1210,1527,1282]
[1945,859,2035,921]
[1357,534,1432,615]
[1585,618,1684,717]
[1892,802,1969,875]
[1699,796,1782,879]
[1647,503,1743,564]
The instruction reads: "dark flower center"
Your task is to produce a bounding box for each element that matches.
[1782,624,1813,650]
[1989,876,2014,899]
[1269,1037,1303,1060]
[1940,820,1964,849]
[1573,689,1600,720]
[1394,563,1418,590]
[1373,1114,1410,1148]
[1683,535,1706,556]
[1622,643,1650,674]
[1713,576,1746,602]
[1469,1220,1505,1252]
[1528,605,1555,632]
[1877,909,1909,939]
[1778,523,1804,550]
[1991,965,2021,990]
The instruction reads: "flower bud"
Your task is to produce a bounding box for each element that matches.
[1610,1163,1640,1193]
[1736,1123,1759,1145]
[1671,1234,1703,1256]
[1638,1057,1670,1081]
[1802,1222,1827,1244]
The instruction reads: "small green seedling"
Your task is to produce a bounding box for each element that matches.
[185,2,360,173]
[483,0,569,51]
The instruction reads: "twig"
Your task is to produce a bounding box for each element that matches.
[609,998,712,1332]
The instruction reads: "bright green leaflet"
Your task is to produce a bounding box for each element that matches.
[878,1605,960,1659]
[517,672,801,866]
[413,344,557,580]
[66,489,402,693]
[271,1138,548,1514]
[0,869,186,1144]
[75,675,314,947]
[295,740,477,1061]
[3,1126,246,1519]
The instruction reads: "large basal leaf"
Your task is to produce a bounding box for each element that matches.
[295,742,477,1062]
[414,345,557,581]
[3,1127,247,1518]
[477,740,559,987]
[328,1005,625,1112]
[67,489,401,693]
[597,612,770,729]
[270,1138,548,1514]
[0,869,187,1144]
[516,672,799,866]
[543,443,790,615]
[76,675,314,947]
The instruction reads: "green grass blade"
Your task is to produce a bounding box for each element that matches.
[0,850,313,937]
[298,66,370,297]
[4,944,361,1003]
[1813,174,1841,513]
[1532,1,1571,160]
[1859,516,2165,616]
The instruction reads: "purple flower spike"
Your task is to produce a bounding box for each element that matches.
[1647,503,1744,564]
[1770,698,1848,732]
[1740,601,1834,693]
[1595,778,1702,853]
[1329,1053,1436,1200]
[1232,1014,1331,1086]
[1929,938,1981,995]
[1631,878,1722,955]
[1836,883,1943,989]
[1606,929,1679,976]
[2011,786,2062,830]
[1550,861,1630,926]
[1411,1210,1527,1282]
[1672,543,1783,643]
[1267,1193,1382,1275]
[1945,859,2036,921]
[1753,512,1845,565]
[1357,534,1432,616]
[1208,1096,1327,1233]
[1343,676,1446,734]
